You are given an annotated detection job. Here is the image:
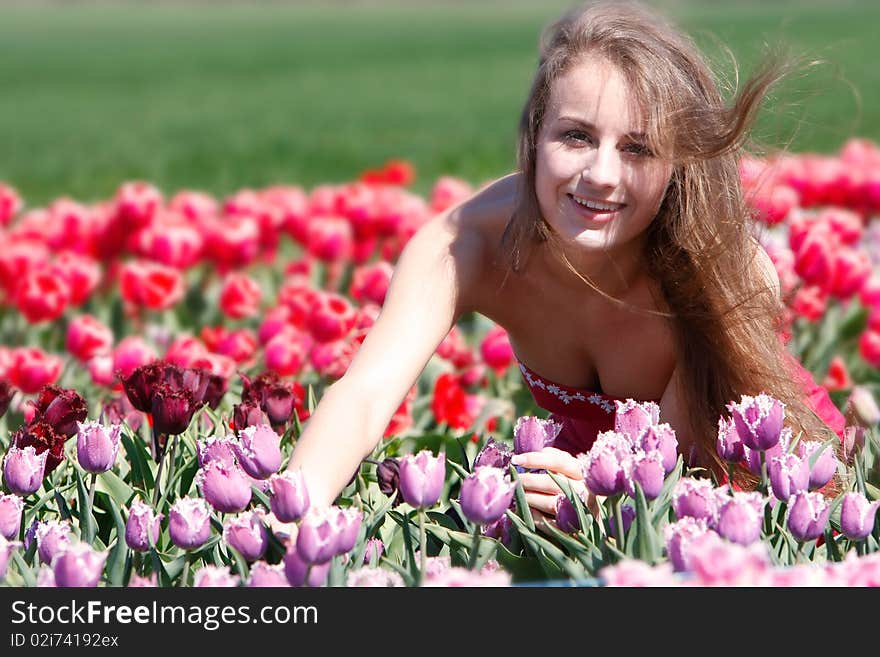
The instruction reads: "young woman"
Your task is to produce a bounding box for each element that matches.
[285,1,845,525]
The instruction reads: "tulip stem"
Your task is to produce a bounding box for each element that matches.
[88,473,97,510]
[180,557,190,587]
[612,496,626,552]
[165,435,180,500]
[795,540,805,564]
[727,463,735,495]
[857,540,865,557]
[419,509,427,585]
[152,448,166,507]
[467,524,481,571]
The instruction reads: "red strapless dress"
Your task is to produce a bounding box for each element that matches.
[516,355,846,457]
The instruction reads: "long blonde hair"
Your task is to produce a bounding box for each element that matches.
[501,0,838,485]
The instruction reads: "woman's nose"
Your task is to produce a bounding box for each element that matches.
[582,145,621,189]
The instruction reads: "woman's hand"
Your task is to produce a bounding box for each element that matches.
[510,447,599,532]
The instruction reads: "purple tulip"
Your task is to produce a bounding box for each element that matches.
[197,435,238,468]
[474,437,512,470]
[223,510,269,561]
[768,453,811,502]
[840,492,880,541]
[685,532,772,585]
[0,494,24,540]
[331,507,362,555]
[193,565,240,587]
[247,562,290,587]
[125,499,163,552]
[127,573,158,587]
[376,458,400,498]
[609,504,635,540]
[672,478,719,524]
[743,427,790,476]
[36,565,55,587]
[197,460,252,514]
[233,424,282,479]
[0,537,19,579]
[460,466,516,526]
[35,520,72,565]
[284,546,330,587]
[556,495,580,533]
[716,416,745,463]
[727,393,785,451]
[513,416,561,454]
[624,450,665,500]
[296,507,339,565]
[599,559,678,586]
[3,445,48,496]
[53,543,106,587]
[168,497,212,550]
[346,566,406,587]
[269,469,310,523]
[362,537,385,565]
[716,492,765,546]
[398,450,446,509]
[636,423,678,474]
[581,432,629,496]
[796,440,838,490]
[663,516,710,572]
[614,399,660,439]
[786,491,832,542]
[482,514,514,546]
[76,421,121,474]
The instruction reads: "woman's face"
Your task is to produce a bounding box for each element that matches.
[535,56,673,255]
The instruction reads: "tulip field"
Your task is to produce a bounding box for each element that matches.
[1,134,880,588]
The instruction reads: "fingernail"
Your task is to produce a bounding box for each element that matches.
[510,455,523,465]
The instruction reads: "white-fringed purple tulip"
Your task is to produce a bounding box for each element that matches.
[727,393,785,451]
[716,416,745,463]
[36,565,55,587]
[636,423,678,474]
[716,492,765,546]
[609,504,635,540]
[581,432,630,496]
[362,537,385,565]
[332,507,362,555]
[623,450,665,500]
[248,561,290,587]
[193,565,240,587]
[685,532,771,585]
[0,493,24,540]
[269,469,310,522]
[786,491,831,542]
[473,437,512,470]
[223,510,268,561]
[128,573,158,587]
[672,478,719,524]
[53,543,107,587]
[460,466,516,525]
[197,460,252,514]
[796,440,838,490]
[197,435,238,468]
[555,495,580,533]
[284,546,330,587]
[296,506,339,565]
[3,445,48,496]
[0,536,20,579]
[75,420,121,474]
[663,516,710,572]
[614,399,660,439]
[35,520,72,565]
[769,453,810,502]
[233,424,282,479]
[346,566,406,587]
[513,416,562,454]
[169,497,212,550]
[840,492,880,541]
[599,559,678,586]
[398,450,446,509]
[743,427,790,476]
[125,499,163,552]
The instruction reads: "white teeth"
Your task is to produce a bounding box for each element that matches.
[571,196,621,212]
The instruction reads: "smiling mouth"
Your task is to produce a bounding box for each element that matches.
[567,194,626,214]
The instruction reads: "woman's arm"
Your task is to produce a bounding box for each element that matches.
[283,193,489,507]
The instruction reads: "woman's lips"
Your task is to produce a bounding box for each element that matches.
[567,194,624,222]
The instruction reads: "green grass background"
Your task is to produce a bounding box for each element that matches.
[0,0,877,207]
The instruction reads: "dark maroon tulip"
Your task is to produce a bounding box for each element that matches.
[120,361,165,412]
[0,381,11,419]
[233,401,269,433]
[12,420,68,475]
[202,374,227,410]
[30,385,87,438]
[240,371,296,431]
[264,386,295,427]
[376,458,400,497]
[100,395,143,431]
[182,368,210,405]
[151,384,199,437]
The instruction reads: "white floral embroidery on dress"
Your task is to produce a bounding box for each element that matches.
[519,363,613,413]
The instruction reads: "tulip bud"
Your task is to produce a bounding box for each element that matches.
[0,536,20,580]
[32,385,88,438]
[219,273,262,320]
[795,440,838,490]
[614,399,660,439]
[35,520,72,565]
[233,424,282,479]
[66,314,114,362]
[716,416,745,463]
[193,565,240,587]
[128,573,158,587]
[786,491,831,542]
[247,561,290,587]
[125,499,163,552]
[727,393,785,451]
[3,445,48,496]
[715,492,765,546]
[398,450,446,509]
[636,423,678,474]
[581,433,629,497]
[269,469,310,523]
[473,438,512,471]
[197,461,252,514]
[0,494,24,540]
[332,507,363,555]
[460,466,516,526]
[223,511,269,562]
[284,545,331,587]
[663,516,710,572]
[768,453,810,502]
[168,497,212,550]
[513,416,561,454]
[847,386,880,427]
[479,326,513,375]
[52,542,107,587]
[839,492,880,541]
[671,477,719,524]
[623,450,665,500]
[608,504,635,540]
[296,507,339,565]
[555,495,581,534]
[76,421,121,474]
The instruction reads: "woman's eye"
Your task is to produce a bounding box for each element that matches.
[622,142,653,156]
[563,130,591,144]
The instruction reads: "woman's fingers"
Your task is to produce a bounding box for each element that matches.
[524,491,559,516]
[511,447,584,479]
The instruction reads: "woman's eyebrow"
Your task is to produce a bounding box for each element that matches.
[556,116,647,142]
